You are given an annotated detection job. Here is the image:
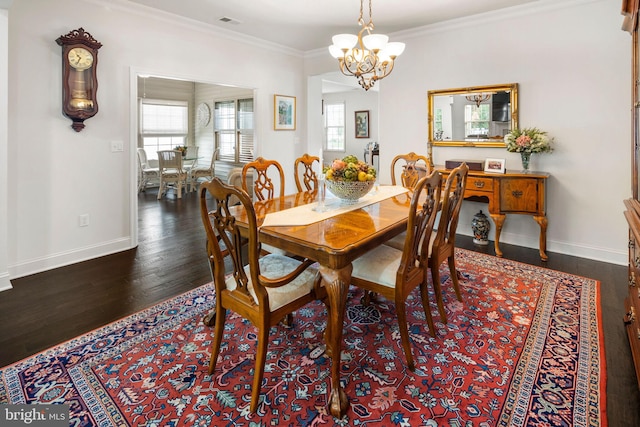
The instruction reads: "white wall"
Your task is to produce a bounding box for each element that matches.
[5,0,306,279]
[308,0,630,264]
[322,90,379,166]
[0,4,9,290]
[2,0,632,285]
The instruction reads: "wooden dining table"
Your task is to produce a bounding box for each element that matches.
[228,187,414,419]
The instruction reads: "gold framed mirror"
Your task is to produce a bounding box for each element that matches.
[428,83,518,147]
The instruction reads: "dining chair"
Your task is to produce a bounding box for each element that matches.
[350,171,442,371]
[428,163,469,323]
[157,150,188,199]
[241,157,291,256]
[137,148,159,192]
[384,152,433,249]
[242,157,286,201]
[199,177,326,412]
[294,153,319,192]
[189,148,219,192]
[390,152,431,189]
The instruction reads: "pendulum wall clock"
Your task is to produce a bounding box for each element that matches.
[55,28,102,132]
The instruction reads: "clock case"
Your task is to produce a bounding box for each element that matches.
[55,28,102,132]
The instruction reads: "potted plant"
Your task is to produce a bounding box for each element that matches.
[504,127,554,171]
[174,145,188,157]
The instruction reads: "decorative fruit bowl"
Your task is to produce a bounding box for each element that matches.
[323,155,376,204]
[325,179,375,203]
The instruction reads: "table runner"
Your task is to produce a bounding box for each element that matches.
[259,185,409,227]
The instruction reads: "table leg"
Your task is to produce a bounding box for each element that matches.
[319,264,351,419]
[489,213,506,258]
[202,309,216,327]
[533,215,548,261]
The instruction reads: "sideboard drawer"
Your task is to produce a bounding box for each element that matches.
[466,177,494,193]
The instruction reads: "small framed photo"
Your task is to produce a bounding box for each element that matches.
[274,94,296,130]
[355,110,369,138]
[484,158,506,173]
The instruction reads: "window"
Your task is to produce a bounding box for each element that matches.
[434,108,443,140]
[215,98,254,163]
[464,104,490,137]
[140,99,188,160]
[325,101,345,151]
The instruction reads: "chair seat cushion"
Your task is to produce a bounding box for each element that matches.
[384,231,406,251]
[161,171,187,179]
[261,243,290,256]
[225,254,318,311]
[385,230,436,253]
[352,244,404,288]
[191,167,211,174]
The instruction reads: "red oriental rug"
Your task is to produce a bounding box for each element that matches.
[0,249,606,426]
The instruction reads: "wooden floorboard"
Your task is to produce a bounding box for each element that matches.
[1,187,638,425]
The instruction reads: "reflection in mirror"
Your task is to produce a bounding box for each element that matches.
[428,83,518,147]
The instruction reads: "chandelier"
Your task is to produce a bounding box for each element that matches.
[328,0,405,91]
[465,92,492,107]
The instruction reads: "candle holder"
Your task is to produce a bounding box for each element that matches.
[312,174,330,212]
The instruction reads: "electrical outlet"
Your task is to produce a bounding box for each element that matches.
[79,214,90,227]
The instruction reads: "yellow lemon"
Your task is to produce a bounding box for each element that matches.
[358,171,367,182]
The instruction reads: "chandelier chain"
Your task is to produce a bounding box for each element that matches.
[358,0,374,29]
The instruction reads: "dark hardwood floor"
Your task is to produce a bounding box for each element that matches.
[1,187,638,425]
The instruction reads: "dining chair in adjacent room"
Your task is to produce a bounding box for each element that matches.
[137,148,159,192]
[199,177,326,412]
[294,153,319,192]
[350,172,442,371]
[428,163,469,324]
[241,157,286,201]
[226,167,244,206]
[189,148,219,192]
[157,150,188,199]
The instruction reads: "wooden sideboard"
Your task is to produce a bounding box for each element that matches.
[624,199,640,388]
[436,166,550,261]
[622,0,640,389]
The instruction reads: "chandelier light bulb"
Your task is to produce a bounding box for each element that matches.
[328,45,344,59]
[332,34,358,50]
[384,42,405,58]
[362,34,388,51]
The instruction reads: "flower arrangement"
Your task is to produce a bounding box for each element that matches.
[174,145,188,154]
[504,127,553,153]
[324,155,376,182]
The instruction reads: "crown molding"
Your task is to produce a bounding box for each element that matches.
[304,0,600,59]
[394,0,600,40]
[83,0,304,57]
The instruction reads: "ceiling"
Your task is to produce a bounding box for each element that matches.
[125,0,540,52]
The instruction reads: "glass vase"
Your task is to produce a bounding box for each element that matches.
[520,152,531,172]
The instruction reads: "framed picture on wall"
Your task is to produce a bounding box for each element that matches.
[355,110,369,138]
[274,94,296,130]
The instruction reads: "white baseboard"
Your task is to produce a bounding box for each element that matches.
[8,237,133,281]
[0,271,12,292]
[459,230,627,266]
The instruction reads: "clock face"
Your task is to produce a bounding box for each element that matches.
[197,102,211,127]
[68,47,94,71]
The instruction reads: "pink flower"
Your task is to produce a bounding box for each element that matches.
[515,135,531,147]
